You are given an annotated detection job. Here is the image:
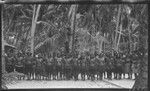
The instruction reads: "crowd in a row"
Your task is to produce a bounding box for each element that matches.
[4,51,140,81]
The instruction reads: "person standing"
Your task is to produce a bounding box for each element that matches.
[90,55,96,81]
[85,56,91,80]
[15,56,24,80]
[124,54,132,79]
[61,56,66,80]
[81,57,86,80]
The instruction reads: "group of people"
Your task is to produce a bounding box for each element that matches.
[4,51,140,81]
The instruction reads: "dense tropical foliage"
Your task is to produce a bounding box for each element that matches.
[1,4,148,90]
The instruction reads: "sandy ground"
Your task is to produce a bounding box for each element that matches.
[6,73,135,89]
[6,79,135,89]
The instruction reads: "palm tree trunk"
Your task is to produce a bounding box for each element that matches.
[111,28,115,55]
[70,5,77,55]
[1,5,6,73]
[103,33,106,52]
[114,5,121,52]
[116,24,123,51]
[127,17,132,54]
[100,40,103,53]
[30,5,41,57]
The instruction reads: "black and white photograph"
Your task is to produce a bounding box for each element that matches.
[1,0,148,90]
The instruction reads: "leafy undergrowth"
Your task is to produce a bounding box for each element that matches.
[2,71,26,89]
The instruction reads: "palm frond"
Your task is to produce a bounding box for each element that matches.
[3,40,16,49]
[34,37,52,51]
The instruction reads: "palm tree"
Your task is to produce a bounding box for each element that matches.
[34,5,70,58]
[2,5,7,73]
[1,4,22,73]
[68,5,78,54]
[30,4,41,57]
[130,4,148,91]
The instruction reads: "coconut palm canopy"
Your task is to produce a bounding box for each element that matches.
[2,4,148,56]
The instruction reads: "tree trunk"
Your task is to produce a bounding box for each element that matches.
[127,16,132,54]
[114,5,121,52]
[70,5,77,55]
[103,33,106,52]
[1,5,6,73]
[111,27,115,55]
[30,5,41,57]
[116,24,123,51]
[100,40,103,53]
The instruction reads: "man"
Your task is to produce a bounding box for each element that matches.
[113,56,118,79]
[70,57,75,80]
[73,57,79,81]
[85,56,91,80]
[106,56,113,80]
[51,56,58,80]
[125,54,132,79]
[57,56,62,80]
[121,54,126,79]
[65,56,72,80]
[32,55,37,80]
[95,55,100,80]
[23,52,33,80]
[131,54,140,80]
[77,54,82,80]
[61,56,66,80]
[116,56,124,80]
[89,55,96,81]
[41,57,47,80]
[15,56,24,80]
[97,55,105,80]
[34,56,43,80]
[45,57,53,80]
[81,56,86,80]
